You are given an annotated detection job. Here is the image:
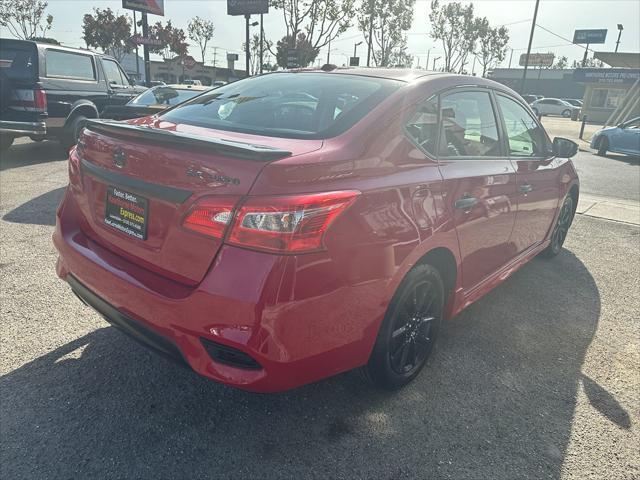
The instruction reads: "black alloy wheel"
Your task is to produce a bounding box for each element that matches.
[362,264,444,389]
[541,195,574,258]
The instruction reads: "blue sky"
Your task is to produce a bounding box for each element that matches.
[6,0,640,70]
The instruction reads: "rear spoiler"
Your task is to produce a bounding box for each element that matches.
[84,120,292,162]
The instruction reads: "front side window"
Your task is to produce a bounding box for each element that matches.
[102,59,125,86]
[405,96,438,156]
[439,91,500,157]
[46,50,95,80]
[497,95,552,157]
[159,72,403,139]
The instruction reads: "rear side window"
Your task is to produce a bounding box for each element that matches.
[160,73,403,139]
[496,95,552,157]
[0,44,37,81]
[439,91,501,157]
[405,96,439,156]
[46,50,95,80]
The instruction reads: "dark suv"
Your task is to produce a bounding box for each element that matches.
[0,39,145,151]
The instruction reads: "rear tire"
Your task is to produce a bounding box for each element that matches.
[541,195,574,258]
[597,137,608,156]
[532,108,540,116]
[562,109,571,118]
[0,134,14,152]
[361,264,444,390]
[59,115,88,150]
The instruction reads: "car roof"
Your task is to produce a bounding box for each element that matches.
[281,67,442,82]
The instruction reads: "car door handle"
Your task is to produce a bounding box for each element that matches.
[454,195,478,210]
[519,183,533,194]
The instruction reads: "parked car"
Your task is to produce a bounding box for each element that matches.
[0,38,145,151]
[590,117,640,156]
[101,84,211,121]
[531,98,581,118]
[562,98,583,108]
[522,94,538,104]
[53,69,579,392]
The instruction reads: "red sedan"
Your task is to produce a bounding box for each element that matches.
[53,68,579,392]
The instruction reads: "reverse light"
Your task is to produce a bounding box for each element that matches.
[227,191,360,253]
[182,196,240,238]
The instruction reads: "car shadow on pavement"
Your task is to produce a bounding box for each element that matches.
[2,187,66,226]
[0,140,68,171]
[601,152,640,165]
[0,249,620,479]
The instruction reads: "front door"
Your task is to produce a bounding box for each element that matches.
[437,90,518,290]
[494,94,562,253]
[101,58,137,106]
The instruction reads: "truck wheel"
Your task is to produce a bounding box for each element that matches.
[60,115,88,150]
[0,134,14,152]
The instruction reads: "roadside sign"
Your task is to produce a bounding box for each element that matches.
[519,53,555,67]
[573,68,640,85]
[122,0,164,16]
[349,57,360,66]
[227,0,269,16]
[573,29,608,44]
[130,34,163,47]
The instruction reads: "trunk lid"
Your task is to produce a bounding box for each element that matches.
[73,117,322,284]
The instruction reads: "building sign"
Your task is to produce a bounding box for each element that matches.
[573,68,640,84]
[227,0,269,16]
[519,53,555,67]
[573,29,607,44]
[181,56,197,70]
[286,49,299,69]
[130,34,163,46]
[349,57,360,66]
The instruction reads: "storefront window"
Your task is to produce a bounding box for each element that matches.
[591,88,627,109]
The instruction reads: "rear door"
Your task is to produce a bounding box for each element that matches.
[437,89,518,290]
[494,93,561,254]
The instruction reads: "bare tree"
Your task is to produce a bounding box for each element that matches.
[357,0,415,67]
[0,0,53,40]
[270,0,356,51]
[429,0,478,73]
[188,16,215,64]
[475,18,509,77]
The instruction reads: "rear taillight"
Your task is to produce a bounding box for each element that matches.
[181,191,360,254]
[228,191,360,253]
[182,196,240,238]
[34,88,47,112]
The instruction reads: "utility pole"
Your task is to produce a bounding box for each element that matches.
[519,0,540,94]
[133,10,140,80]
[366,0,374,67]
[508,47,514,68]
[259,13,264,74]
[212,47,218,68]
[327,38,331,64]
[426,48,431,70]
[245,14,250,77]
[582,43,590,67]
[141,12,151,87]
[615,24,623,53]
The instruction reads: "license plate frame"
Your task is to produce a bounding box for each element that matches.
[104,186,148,240]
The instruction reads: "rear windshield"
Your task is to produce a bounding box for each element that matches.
[129,86,205,106]
[0,43,37,81]
[159,72,403,139]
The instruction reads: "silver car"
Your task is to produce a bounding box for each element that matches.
[531,98,581,118]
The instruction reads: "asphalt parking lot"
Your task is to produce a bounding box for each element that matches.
[1,139,639,479]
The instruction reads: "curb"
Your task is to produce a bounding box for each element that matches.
[576,194,640,226]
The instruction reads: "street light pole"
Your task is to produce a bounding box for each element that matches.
[366,0,374,67]
[508,47,514,68]
[426,48,431,70]
[245,14,250,77]
[354,41,363,58]
[519,0,541,94]
[260,14,264,74]
[433,56,441,71]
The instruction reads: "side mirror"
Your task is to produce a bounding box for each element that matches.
[553,137,578,158]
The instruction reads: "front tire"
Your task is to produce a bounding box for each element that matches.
[562,109,571,118]
[597,137,608,156]
[532,108,540,117]
[541,195,574,258]
[361,264,444,390]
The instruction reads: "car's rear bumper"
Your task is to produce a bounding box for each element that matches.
[0,120,46,136]
[53,189,381,392]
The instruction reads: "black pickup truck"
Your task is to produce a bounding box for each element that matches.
[0,39,146,151]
